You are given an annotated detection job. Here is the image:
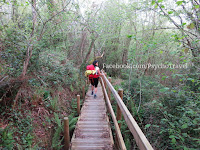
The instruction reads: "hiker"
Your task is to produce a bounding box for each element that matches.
[89,60,102,98]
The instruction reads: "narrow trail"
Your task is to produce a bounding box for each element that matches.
[70,84,114,150]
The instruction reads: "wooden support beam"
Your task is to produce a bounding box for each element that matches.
[117,89,123,128]
[77,95,80,115]
[64,117,70,150]
[104,73,107,89]
[108,77,112,101]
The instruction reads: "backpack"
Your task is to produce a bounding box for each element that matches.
[85,65,96,78]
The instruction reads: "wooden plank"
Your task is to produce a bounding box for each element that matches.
[71,145,112,150]
[102,74,154,150]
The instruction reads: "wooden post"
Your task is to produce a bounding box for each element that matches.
[64,117,70,150]
[104,73,107,89]
[82,85,85,99]
[102,72,107,90]
[77,95,80,115]
[108,77,112,102]
[117,89,123,128]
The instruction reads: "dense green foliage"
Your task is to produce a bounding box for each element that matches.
[0,0,199,149]
[120,75,199,149]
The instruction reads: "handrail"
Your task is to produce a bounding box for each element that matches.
[101,72,154,150]
[100,77,126,150]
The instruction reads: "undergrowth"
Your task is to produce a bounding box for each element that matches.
[108,71,199,150]
[0,51,82,149]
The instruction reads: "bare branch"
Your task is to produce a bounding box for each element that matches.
[156,2,182,30]
[194,0,200,5]
[0,76,8,83]
[27,0,44,24]
[38,0,72,41]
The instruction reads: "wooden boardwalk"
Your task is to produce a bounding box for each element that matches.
[70,84,114,150]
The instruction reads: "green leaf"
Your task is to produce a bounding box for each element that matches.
[161,76,167,80]
[54,113,61,127]
[171,137,176,144]
[158,0,163,2]
[155,5,158,8]
[168,11,173,14]
[152,100,157,104]
[193,120,197,124]
[181,123,188,129]
[160,87,170,93]
[151,0,156,5]
[160,50,163,54]
[187,23,195,29]
[182,133,188,137]
[161,5,165,8]
[176,1,183,6]
[194,5,199,9]
[69,117,78,126]
[187,78,195,82]
[184,147,188,150]
[126,35,133,38]
[182,23,186,26]
[145,124,151,128]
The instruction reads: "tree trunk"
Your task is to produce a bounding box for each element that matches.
[83,38,96,64]
[122,36,131,64]
[80,29,87,63]
[48,0,61,24]
[12,0,18,22]
[21,0,37,78]
[13,0,37,109]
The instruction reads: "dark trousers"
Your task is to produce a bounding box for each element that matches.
[90,78,99,88]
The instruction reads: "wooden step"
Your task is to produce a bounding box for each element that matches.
[78,128,109,132]
[71,145,113,150]
[75,132,110,138]
[79,118,106,121]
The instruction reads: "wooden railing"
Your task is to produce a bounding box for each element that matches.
[63,71,154,150]
[100,71,154,150]
[100,76,126,150]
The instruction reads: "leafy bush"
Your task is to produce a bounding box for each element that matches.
[0,125,15,149]
[0,109,34,149]
[121,74,200,149]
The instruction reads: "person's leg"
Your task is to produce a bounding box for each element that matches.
[94,87,97,94]
[90,79,94,95]
[93,78,99,98]
[91,85,94,95]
